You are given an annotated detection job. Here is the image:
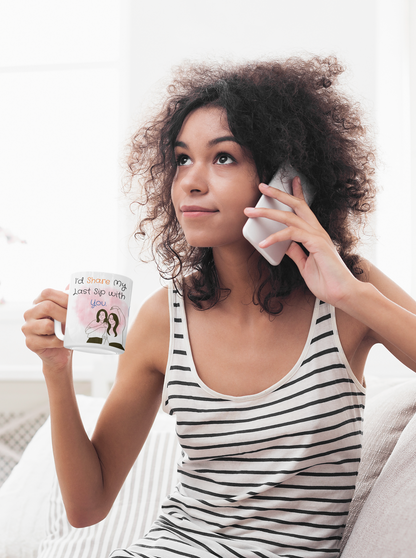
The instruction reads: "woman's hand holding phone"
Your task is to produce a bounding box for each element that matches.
[244,175,360,308]
[242,164,313,266]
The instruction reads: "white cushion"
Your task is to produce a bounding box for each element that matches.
[0,395,179,558]
[341,409,416,557]
[0,411,54,558]
[340,378,416,555]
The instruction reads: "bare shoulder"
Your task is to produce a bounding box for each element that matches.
[136,286,170,329]
[124,286,170,376]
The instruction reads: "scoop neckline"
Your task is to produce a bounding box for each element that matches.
[179,295,320,402]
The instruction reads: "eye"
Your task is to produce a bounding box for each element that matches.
[216,153,235,165]
[176,154,192,166]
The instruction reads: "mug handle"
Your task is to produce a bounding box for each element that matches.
[54,320,65,341]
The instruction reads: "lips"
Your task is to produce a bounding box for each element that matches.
[180,205,218,215]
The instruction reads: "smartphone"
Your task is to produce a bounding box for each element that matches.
[242,163,314,266]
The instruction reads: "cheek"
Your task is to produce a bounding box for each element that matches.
[249,186,261,206]
[241,179,261,208]
[170,183,181,218]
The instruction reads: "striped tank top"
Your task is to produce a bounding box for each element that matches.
[115,286,366,558]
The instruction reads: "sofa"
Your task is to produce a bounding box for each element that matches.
[0,375,415,558]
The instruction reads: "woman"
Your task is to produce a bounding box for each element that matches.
[85,308,108,345]
[22,56,416,558]
[103,306,126,351]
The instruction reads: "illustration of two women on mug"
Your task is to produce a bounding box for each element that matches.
[85,306,125,350]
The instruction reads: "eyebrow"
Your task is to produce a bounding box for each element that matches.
[174,135,238,149]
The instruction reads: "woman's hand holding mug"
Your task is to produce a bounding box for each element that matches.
[54,271,133,356]
[23,271,133,373]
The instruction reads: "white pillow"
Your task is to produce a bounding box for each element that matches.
[0,410,54,558]
[0,395,179,558]
[340,378,416,552]
[341,409,416,557]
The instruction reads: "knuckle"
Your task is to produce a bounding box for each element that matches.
[25,336,37,352]
[41,288,55,300]
[293,198,306,211]
[23,305,36,321]
[42,300,55,316]
[286,226,295,237]
[45,320,55,335]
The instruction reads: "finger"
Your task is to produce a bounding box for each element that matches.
[258,225,297,249]
[22,316,66,349]
[245,198,323,237]
[291,176,305,200]
[244,205,291,221]
[258,181,303,204]
[256,209,332,249]
[25,315,56,337]
[257,182,315,219]
[244,205,317,232]
[260,224,329,251]
[25,298,68,324]
[33,288,69,308]
[24,331,65,352]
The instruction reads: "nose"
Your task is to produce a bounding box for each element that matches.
[177,162,209,195]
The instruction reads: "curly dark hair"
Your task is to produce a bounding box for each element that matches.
[125,55,376,314]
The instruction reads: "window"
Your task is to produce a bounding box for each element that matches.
[0,1,122,303]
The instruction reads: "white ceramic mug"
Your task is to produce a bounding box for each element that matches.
[54,271,133,355]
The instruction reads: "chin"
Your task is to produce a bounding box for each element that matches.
[182,232,212,248]
[185,240,211,249]
[183,230,244,250]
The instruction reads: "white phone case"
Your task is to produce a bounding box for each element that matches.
[242,163,314,266]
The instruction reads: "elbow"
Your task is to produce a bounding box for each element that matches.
[63,483,115,528]
[68,517,96,529]
[66,507,109,529]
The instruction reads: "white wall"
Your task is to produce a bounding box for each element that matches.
[1,0,415,413]
[125,0,415,378]
[375,0,416,295]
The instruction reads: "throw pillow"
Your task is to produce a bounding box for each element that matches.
[0,407,53,558]
[37,398,178,558]
[341,408,416,557]
[0,395,179,558]
[340,378,416,553]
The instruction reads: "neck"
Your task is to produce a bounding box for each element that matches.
[211,244,265,308]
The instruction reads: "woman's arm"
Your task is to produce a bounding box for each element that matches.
[85,320,107,335]
[336,263,416,372]
[244,178,416,371]
[22,287,169,527]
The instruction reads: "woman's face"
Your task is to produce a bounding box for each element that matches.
[98,311,106,322]
[171,106,260,251]
[109,315,116,326]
